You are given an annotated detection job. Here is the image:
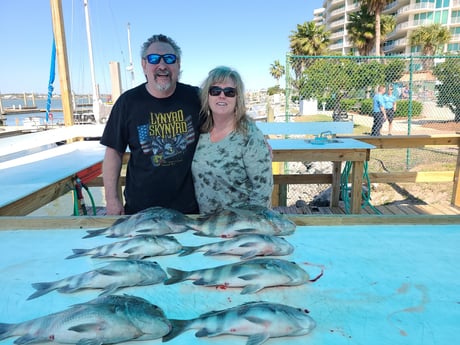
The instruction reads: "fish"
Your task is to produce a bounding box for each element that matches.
[179,234,294,259]
[27,260,167,300]
[163,301,316,344]
[164,258,310,294]
[66,235,182,260]
[0,294,171,345]
[83,206,193,238]
[188,205,296,238]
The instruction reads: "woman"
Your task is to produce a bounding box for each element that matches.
[383,86,397,135]
[192,66,273,214]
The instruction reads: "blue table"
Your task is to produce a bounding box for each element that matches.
[0,222,458,345]
[269,138,375,213]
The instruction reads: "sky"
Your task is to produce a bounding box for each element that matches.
[0,0,323,95]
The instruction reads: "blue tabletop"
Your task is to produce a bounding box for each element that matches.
[0,223,458,345]
[268,138,375,150]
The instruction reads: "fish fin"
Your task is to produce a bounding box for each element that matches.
[27,281,57,300]
[192,278,209,286]
[123,247,145,259]
[178,246,198,257]
[65,248,89,259]
[202,249,221,256]
[195,328,211,337]
[95,268,123,276]
[240,250,258,260]
[98,284,120,296]
[76,338,102,345]
[192,231,209,237]
[238,274,260,281]
[82,227,108,239]
[244,316,266,325]
[0,323,14,341]
[241,284,264,294]
[164,268,188,285]
[69,323,102,333]
[162,319,189,342]
[246,333,270,345]
[234,228,259,234]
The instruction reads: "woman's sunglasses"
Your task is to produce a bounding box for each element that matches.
[145,54,177,64]
[208,86,237,97]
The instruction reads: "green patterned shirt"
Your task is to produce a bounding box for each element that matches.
[192,120,273,214]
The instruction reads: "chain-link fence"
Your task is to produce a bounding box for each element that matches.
[274,54,460,207]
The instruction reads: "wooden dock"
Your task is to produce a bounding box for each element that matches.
[273,203,460,216]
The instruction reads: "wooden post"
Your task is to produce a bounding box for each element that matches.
[452,143,460,207]
[50,0,74,126]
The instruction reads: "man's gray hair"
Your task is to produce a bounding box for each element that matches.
[140,34,182,61]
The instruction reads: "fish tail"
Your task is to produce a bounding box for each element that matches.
[27,281,58,300]
[0,323,15,341]
[164,268,188,285]
[65,248,89,259]
[162,319,190,342]
[82,227,107,239]
[178,246,198,257]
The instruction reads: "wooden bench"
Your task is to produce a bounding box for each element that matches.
[0,125,104,158]
[0,126,105,216]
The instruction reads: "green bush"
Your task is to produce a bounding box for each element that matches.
[359,99,423,117]
[360,99,373,115]
[395,100,422,117]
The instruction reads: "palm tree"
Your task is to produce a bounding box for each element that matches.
[360,0,393,56]
[347,5,395,56]
[347,5,377,56]
[269,60,285,86]
[289,21,330,78]
[289,21,330,56]
[409,23,452,56]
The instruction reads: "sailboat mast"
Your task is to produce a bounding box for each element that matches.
[83,0,100,122]
[50,0,74,126]
[127,22,135,88]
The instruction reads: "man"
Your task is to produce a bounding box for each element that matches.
[371,85,387,136]
[100,34,201,215]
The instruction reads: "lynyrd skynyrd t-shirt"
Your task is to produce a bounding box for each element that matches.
[100,82,201,214]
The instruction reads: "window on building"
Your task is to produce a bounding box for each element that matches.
[448,42,460,52]
[450,27,460,36]
[414,12,434,25]
[452,10,460,24]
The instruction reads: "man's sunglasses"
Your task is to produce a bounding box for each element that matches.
[145,53,177,64]
[209,86,237,97]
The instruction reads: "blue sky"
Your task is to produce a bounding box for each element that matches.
[0,0,322,95]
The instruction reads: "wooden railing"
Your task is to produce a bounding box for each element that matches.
[269,134,460,207]
[87,134,460,208]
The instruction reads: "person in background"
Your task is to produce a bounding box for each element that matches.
[192,66,273,214]
[383,86,397,136]
[371,85,387,136]
[100,34,201,215]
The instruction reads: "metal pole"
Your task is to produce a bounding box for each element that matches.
[83,0,100,123]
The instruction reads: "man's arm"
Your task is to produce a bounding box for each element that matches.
[103,147,124,215]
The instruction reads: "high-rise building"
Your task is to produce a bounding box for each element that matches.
[315,0,460,55]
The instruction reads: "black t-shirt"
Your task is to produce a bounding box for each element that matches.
[100,82,201,214]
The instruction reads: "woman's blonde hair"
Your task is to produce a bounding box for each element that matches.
[200,66,248,133]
